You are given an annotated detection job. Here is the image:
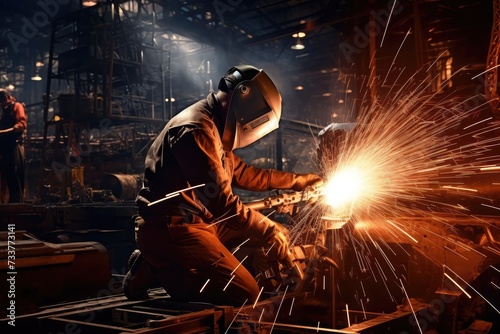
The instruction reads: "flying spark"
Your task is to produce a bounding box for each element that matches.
[444,272,472,298]
[445,265,500,314]
[346,304,351,327]
[400,279,423,334]
[270,285,289,334]
[225,299,248,334]
[223,275,236,291]
[147,183,206,206]
[230,255,248,275]
[200,279,210,293]
[253,286,264,309]
[275,47,500,330]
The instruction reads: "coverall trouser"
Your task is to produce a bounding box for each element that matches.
[135,215,266,306]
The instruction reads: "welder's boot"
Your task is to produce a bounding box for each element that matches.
[122,249,159,300]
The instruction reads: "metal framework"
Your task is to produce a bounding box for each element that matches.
[485,0,500,118]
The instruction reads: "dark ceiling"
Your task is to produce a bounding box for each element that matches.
[0,0,494,125]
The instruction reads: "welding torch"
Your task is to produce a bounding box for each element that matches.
[244,185,324,214]
[245,185,324,282]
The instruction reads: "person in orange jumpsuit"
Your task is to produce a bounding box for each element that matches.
[0,88,27,203]
[123,65,323,306]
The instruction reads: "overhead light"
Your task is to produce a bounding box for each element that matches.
[82,0,97,6]
[32,60,43,81]
[291,39,305,50]
[291,32,306,50]
[6,84,15,90]
[294,85,304,91]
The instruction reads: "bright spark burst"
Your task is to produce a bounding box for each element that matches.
[312,68,500,225]
[284,62,500,329]
[323,166,366,210]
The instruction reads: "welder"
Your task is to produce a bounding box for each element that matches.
[123,65,323,306]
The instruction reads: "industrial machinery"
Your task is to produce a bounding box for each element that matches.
[2,186,498,333]
[0,230,111,318]
[1,0,499,332]
[240,188,500,333]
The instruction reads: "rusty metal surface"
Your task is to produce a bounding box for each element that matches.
[2,289,233,334]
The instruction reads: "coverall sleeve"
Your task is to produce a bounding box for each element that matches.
[170,126,279,239]
[12,102,27,131]
[230,152,322,191]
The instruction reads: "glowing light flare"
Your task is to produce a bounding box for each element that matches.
[323,166,366,210]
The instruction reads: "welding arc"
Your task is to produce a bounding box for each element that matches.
[147,183,206,206]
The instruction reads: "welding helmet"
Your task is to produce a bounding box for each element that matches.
[218,65,282,151]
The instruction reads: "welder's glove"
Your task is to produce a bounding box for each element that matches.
[292,174,324,204]
[291,173,324,191]
[265,226,290,262]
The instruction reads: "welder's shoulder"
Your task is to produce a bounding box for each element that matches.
[168,100,215,130]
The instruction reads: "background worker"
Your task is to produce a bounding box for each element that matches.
[0,88,27,203]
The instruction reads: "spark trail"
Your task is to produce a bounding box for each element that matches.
[304,67,500,225]
[285,66,500,329]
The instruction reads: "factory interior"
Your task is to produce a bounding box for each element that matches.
[0,0,500,333]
